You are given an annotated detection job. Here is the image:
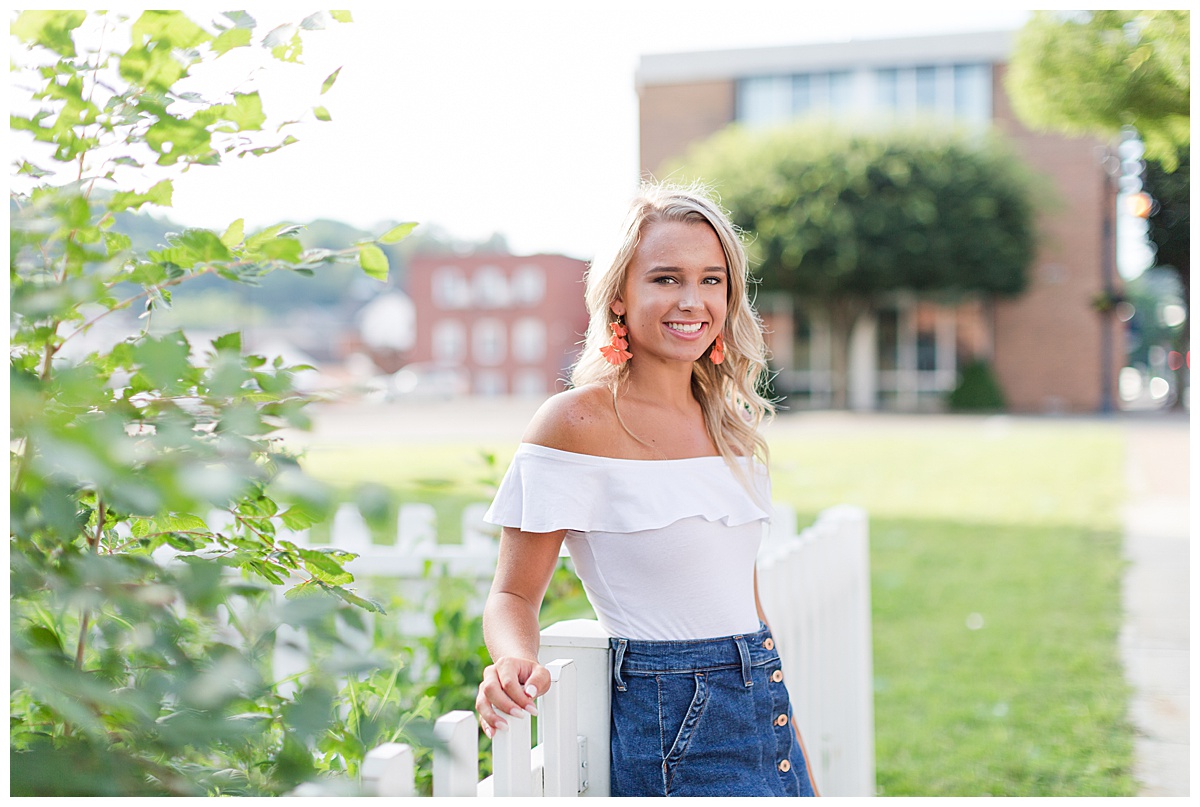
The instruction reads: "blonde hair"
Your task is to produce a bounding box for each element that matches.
[570,180,775,473]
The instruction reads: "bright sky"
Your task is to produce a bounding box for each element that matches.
[19,4,1159,275]
[8,3,1033,259]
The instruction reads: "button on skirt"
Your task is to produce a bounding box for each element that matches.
[609,623,818,797]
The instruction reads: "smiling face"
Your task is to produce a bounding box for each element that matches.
[611,218,728,367]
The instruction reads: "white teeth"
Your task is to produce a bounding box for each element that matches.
[667,323,702,334]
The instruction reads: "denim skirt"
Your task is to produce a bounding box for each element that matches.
[609,623,818,797]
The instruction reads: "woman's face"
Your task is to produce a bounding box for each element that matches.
[612,219,729,367]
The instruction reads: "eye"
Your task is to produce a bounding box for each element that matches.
[653,276,677,284]
[702,276,724,285]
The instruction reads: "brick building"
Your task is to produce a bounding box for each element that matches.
[406,253,589,397]
[637,29,1125,413]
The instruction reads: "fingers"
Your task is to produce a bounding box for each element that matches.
[474,683,508,739]
[477,657,551,737]
[523,664,552,700]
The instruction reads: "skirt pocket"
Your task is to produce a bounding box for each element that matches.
[660,672,709,787]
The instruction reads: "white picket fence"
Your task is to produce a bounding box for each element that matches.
[285,503,875,797]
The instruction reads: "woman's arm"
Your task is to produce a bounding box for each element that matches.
[476,525,566,737]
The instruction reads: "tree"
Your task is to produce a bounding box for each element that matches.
[1143,146,1190,304]
[9,10,419,794]
[1005,10,1190,170]
[669,122,1039,408]
[1142,146,1190,407]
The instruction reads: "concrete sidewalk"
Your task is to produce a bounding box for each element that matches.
[1119,415,1190,796]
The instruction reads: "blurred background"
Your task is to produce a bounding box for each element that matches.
[33,5,1188,415]
[10,5,1189,798]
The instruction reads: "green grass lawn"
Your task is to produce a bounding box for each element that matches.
[299,418,1134,796]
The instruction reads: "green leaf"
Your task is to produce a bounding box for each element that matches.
[148,229,231,269]
[16,160,51,178]
[320,67,342,95]
[378,221,418,244]
[220,218,245,247]
[166,513,209,532]
[329,586,385,613]
[131,331,192,391]
[330,11,353,23]
[131,10,212,49]
[194,92,265,132]
[11,10,86,56]
[280,506,318,532]
[256,237,304,263]
[104,231,132,257]
[144,112,212,164]
[299,549,354,586]
[107,180,174,213]
[26,625,66,654]
[357,244,388,281]
[212,26,252,56]
[313,106,331,122]
[212,331,242,354]
[266,26,303,63]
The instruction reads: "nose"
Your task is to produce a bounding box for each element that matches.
[677,282,702,311]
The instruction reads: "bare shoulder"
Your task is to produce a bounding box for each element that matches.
[521,384,619,455]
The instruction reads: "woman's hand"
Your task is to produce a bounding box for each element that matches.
[476,655,551,738]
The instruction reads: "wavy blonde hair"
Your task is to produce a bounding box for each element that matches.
[570,180,775,473]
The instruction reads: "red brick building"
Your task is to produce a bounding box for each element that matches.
[637,29,1124,413]
[406,254,589,396]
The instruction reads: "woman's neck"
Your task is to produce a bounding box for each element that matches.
[619,360,698,413]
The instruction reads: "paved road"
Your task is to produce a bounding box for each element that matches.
[299,400,1191,795]
[1119,415,1190,796]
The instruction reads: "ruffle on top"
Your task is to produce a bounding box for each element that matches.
[483,443,771,534]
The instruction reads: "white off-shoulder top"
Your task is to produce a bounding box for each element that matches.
[483,443,771,641]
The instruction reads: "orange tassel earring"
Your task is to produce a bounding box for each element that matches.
[709,333,725,365]
[600,318,632,365]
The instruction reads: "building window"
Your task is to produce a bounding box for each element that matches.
[828,70,853,111]
[512,264,545,305]
[738,63,993,128]
[953,63,991,122]
[514,370,546,397]
[915,302,938,372]
[473,265,509,308]
[869,63,992,124]
[876,308,899,372]
[738,71,856,127]
[475,370,506,397]
[473,318,506,365]
[876,68,899,112]
[432,266,470,309]
[512,318,546,363]
[914,65,938,110]
[432,320,466,362]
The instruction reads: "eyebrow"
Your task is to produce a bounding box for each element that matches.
[645,265,728,274]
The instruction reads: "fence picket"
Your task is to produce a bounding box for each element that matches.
[362,742,415,796]
[279,503,873,798]
[540,659,579,796]
[432,710,478,797]
[491,705,534,796]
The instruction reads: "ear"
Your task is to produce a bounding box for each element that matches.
[610,300,626,317]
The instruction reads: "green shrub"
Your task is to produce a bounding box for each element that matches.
[9,9,418,795]
[947,360,1007,411]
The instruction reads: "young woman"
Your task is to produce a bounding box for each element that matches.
[476,182,818,797]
